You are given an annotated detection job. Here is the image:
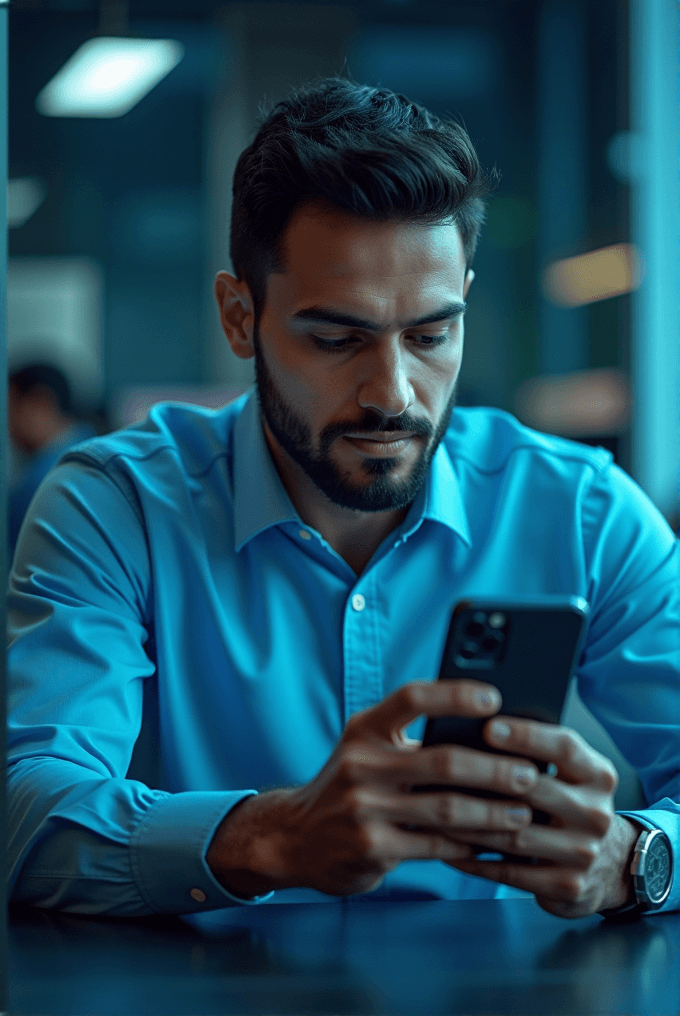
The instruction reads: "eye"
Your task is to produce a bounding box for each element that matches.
[310,336,353,352]
[310,334,449,353]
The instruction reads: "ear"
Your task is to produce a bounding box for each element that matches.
[214,271,255,360]
[463,269,475,300]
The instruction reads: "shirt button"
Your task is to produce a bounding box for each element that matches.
[298,529,312,541]
[352,593,366,612]
[190,888,207,903]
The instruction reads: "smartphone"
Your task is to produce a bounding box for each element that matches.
[418,596,590,862]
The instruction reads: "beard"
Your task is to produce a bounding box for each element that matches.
[253,322,458,513]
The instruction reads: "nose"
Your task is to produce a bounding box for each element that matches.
[356,340,415,421]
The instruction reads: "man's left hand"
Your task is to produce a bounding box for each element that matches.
[446,716,642,918]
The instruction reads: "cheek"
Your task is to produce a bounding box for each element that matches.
[413,342,463,405]
[268,339,342,423]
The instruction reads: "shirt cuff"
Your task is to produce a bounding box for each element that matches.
[617,802,679,914]
[129,790,274,913]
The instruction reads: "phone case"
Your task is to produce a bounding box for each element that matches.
[417,596,589,863]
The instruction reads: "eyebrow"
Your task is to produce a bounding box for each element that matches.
[289,301,467,332]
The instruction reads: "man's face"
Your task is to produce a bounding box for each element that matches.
[249,204,473,513]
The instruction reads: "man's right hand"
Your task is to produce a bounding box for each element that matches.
[206,679,539,898]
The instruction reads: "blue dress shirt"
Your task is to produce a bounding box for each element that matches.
[7,387,680,916]
[8,421,97,569]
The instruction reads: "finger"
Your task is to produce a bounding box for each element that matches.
[483,718,619,792]
[447,855,588,905]
[406,742,540,796]
[522,776,615,836]
[370,822,476,863]
[351,679,502,743]
[382,790,533,834]
[452,825,602,869]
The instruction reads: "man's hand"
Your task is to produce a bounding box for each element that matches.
[207,678,556,898]
[447,716,643,918]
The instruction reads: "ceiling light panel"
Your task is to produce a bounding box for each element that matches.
[36,36,184,119]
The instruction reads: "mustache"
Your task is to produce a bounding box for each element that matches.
[321,413,433,445]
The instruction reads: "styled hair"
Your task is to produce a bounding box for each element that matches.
[230,77,498,318]
[9,363,72,416]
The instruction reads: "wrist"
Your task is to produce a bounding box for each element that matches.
[205,789,298,898]
[600,815,645,911]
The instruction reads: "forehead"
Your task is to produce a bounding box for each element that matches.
[270,204,466,313]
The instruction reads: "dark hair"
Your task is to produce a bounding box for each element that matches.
[9,363,72,416]
[230,77,498,318]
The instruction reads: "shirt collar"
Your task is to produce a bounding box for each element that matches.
[233,388,300,552]
[233,387,471,552]
[417,435,472,546]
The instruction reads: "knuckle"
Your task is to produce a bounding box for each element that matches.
[574,840,599,869]
[360,822,385,860]
[559,873,585,902]
[499,758,521,790]
[601,760,619,793]
[343,786,369,820]
[560,732,581,768]
[338,744,371,784]
[492,802,514,827]
[585,804,613,837]
[401,682,426,711]
[511,828,528,853]
[433,794,457,826]
[432,748,458,783]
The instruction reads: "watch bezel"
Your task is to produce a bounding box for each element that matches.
[633,827,673,909]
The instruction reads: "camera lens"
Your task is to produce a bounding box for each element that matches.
[482,633,504,652]
[460,640,479,660]
[465,620,485,637]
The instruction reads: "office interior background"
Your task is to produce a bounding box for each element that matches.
[5,0,680,806]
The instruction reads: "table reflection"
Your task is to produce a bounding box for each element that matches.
[9,898,680,1015]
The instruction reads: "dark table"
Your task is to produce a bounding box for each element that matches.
[8,896,680,1015]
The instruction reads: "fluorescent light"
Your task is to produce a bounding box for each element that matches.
[7,178,47,228]
[36,36,184,119]
[542,243,644,307]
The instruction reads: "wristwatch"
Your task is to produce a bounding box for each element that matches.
[598,827,673,921]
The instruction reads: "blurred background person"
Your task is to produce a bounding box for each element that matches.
[7,362,100,567]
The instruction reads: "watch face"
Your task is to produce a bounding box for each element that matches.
[644,834,672,904]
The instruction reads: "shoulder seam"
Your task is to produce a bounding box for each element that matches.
[60,443,230,483]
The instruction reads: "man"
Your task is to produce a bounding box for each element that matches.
[7,79,678,920]
[7,363,97,567]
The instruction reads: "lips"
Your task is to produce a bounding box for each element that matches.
[345,432,415,443]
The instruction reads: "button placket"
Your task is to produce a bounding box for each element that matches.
[343,572,383,724]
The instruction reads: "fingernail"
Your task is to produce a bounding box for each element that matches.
[508,807,531,825]
[512,765,536,788]
[477,689,501,709]
[491,720,511,739]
